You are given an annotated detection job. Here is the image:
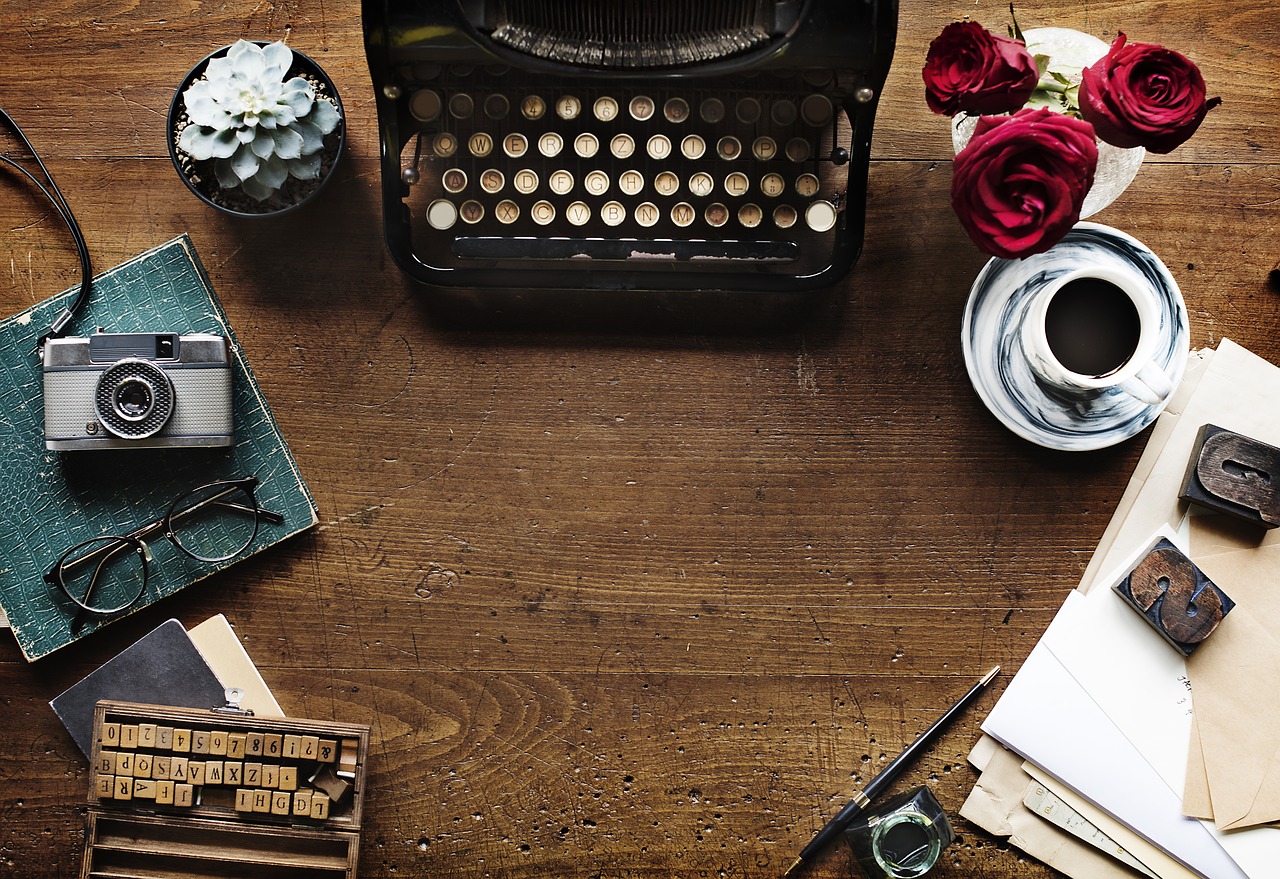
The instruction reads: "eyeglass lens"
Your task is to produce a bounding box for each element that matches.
[168,482,261,562]
[56,536,147,614]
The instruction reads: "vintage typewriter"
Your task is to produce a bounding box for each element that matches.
[362,0,897,310]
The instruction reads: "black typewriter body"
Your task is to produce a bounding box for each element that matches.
[362,0,897,315]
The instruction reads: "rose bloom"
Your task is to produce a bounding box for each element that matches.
[923,20,1040,116]
[1079,33,1221,153]
[951,108,1098,259]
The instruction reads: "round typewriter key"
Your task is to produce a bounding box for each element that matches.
[670,202,696,228]
[634,202,660,227]
[433,132,458,158]
[705,202,729,228]
[408,89,442,122]
[566,200,591,226]
[688,171,714,198]
[619,169,644,196]
[654,170,679,197]
[468,132,494,157]
[448,93,474,119]
[538,132,564,158]
[555,94,582,120]
[521,94,547,120]
[738,203,764,228]
[724,171,749,197]
[773,204,798,228]
[459,200,484,223]
[699,97,726,125]
[479,169,505,194]
[735,97,762,124]
[795,173,820,197]
[770,99,798,126]
[495,199,519,224]
[483,94,510,119]
[425,199,457,229]
[647,134,672,161]
[601,201,626,227]
[760,172,786,197]
[752,137,777,161]
[611,133,636,159]
[412,62,442,81]
[785,137,812,163]
[513,169,539,194]
[681,134,706,160]
[584,170,610,196]
[805,199,838,232]
[594,96,620,121]
[803,69,832,87]
[441,168,467,193]
[717,136,742,160]
[531,200,556,225]
[629,95,656,121]
[548,169,574,195]
[503,133,528,158]
[574,132,600,159]
[664,97,691,123]
[801,94,834,127]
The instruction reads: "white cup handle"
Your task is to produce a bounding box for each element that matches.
[1119,361,1173,405]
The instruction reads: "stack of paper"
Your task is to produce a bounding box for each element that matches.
[962,340,1280,879]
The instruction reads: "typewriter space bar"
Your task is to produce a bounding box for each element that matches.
[452,237,799,263]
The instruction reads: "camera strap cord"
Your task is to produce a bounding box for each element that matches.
[0,108,93,353]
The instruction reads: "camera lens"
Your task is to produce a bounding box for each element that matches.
[94,359,175,439]
[112,378,155,420]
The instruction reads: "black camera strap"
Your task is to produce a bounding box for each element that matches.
[0,108,93,352]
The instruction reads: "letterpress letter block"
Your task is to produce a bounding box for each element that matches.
[1180,424,1280,528]
[1113,537,1235,655]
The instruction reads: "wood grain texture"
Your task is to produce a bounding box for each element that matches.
[2,1,1278,878]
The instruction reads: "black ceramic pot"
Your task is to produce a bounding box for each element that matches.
[167,41,345,217]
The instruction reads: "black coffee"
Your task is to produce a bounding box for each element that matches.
[1044,278,1142,377]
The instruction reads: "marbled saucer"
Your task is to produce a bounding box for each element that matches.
[961,223,1189,451]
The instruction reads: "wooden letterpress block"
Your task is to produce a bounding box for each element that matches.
[271,791,292,815]
[133,779,157,799]
[114,777,133,800]
[317,738,337,762]
[245,732,265,757]
[169,757,188,781]
[96,751,117,776]
[208,730,228,756]
[252,789,271,813]
[235,788,254,812]
[301,735,320,760]
[282,734,302,760]
[226,732,247,759]
[338,739,359,776]
[155,780,174,805]
[1180,424,1280,528]
[191,730,211,755]
[132,753,153,779]
[224,762,244,786]
[120,725,139,749]
[244,762,263,787]
[278,765,298,791]
[95,775,114,799]
[205,761,224,785]
[262,733,283,759]
[309,791,331,820]
[311,765,352,803]
[187,761,206,786]
[138,724,157,749]
[292,790,312,816]
[174,783,194,807]
[262,764,279,789]
[1114,537,1235,655]
[115,753,135,776]
[171,728,191,753]
[101,722,120,748]
[153,756,172,781]
[156,726,173,750]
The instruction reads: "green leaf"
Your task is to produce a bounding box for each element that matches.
[1009,3,1025,43]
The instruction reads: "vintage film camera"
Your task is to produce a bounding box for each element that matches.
[42,331,233,450]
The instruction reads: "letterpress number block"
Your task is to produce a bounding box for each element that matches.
[1180,424,1280,528]
[1113,538,1235,655]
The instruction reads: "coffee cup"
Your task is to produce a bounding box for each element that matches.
[1019,265,1174,405]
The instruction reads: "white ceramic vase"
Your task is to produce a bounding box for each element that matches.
[951,27,1145,219]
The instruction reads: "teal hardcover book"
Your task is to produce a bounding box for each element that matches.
[0,235,318,661]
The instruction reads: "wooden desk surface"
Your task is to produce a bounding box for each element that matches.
[2,2,1276,876]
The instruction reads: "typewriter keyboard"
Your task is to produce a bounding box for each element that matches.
[392,66,856,275]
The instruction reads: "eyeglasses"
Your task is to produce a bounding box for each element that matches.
[44,475,284,615]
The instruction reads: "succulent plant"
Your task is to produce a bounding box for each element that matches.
[177,40,341,202]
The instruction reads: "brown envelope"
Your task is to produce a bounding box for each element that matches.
[1186,543,1280,830]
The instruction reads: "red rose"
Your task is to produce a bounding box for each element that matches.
[951,108,1098,259]
[1079,33,1221,153]
[923,21,1040,116]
